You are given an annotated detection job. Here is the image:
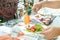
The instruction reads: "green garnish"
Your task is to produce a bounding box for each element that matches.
[26,24,43,33]
[35,24,43,32]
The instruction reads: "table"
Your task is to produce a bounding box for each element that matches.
[11,16,60,40]
[0,15,60,40]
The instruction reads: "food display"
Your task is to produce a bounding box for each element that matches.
[26,24,43,33]
[35,14,56,25]
[0,0,59,40]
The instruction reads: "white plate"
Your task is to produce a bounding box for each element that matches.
[14,23,47,35]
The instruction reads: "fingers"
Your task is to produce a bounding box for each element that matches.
[40,27,54,39]
[40,27,51,39]
[0,34,11,40]
[32,6,38,13]
[32,3,40,13]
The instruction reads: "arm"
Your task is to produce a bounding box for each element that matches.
[42,1,60,9]
[41,27,60,39]
[32,1,60,13]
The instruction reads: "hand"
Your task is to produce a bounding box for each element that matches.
[32,1,44,13]
[0,35,12,40]
[41,27,60,39]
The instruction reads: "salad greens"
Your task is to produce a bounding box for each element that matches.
[26,24,43,33]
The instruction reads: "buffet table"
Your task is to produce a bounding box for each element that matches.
[0,16,60,40]
[0,7,60,40]
[12,16,60,40]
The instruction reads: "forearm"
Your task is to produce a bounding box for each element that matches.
[58,27,60,35]
[42,1,60,9]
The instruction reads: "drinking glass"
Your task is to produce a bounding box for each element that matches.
[18,8,23,18]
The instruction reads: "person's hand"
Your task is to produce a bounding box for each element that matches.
[0,34,19,40]
[32,1,44,13]
[41,27,60,40]
[0,34,11,40]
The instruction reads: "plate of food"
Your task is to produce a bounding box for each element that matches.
[34,14,56,25]
[19,23,47,34]
[26,24,43,33]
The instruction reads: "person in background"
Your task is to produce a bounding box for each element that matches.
[32,0,60,40]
